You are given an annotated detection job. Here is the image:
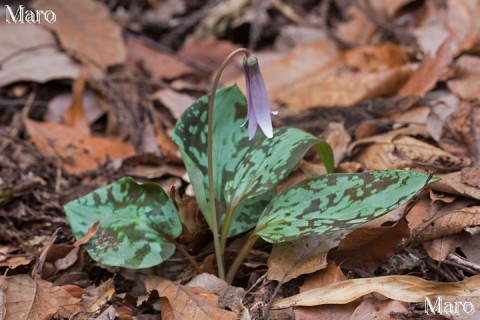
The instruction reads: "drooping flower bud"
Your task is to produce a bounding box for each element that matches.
[243,55,275,140]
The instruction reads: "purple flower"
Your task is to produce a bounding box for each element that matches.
[243,55,275,140]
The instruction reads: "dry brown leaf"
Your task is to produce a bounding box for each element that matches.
[427,100,475,158]
[145,276,236,320]
[2,274,58,320]
[37,278,83,318]
[448,75,480,101]
[414,206,480,243]
[336,5,377,45]
[350,298,407,320]
[152,88,196,119]
[277,64,415,110]
[423,233,468,262]
[322,122,351,167]
[431,171,480,200]
[32,0,126,69]
[82,278,115,313]
[399,37,456,97]
[24,118,135,174]
[460,236,480,265]
[330,219,410,272]
[354,134,468,171]
[273,274,480,308]
[179,38,240,70]
[46,91,105,125]
[267,230,349,282]
[186,273,245,316]
[294,262,360,320]
[344,43,410,72]
[126,37,194,79]
[0,24,80,87]
[455,55,480,76]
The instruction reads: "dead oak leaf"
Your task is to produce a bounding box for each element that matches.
[24,117,135,175]
[294,262,359,320]
[277,64,416,110]
[1,275,58,320]
[274,274,480,308]
[0,24,80,87]
[145,276,236,320]
[31,0,126,69]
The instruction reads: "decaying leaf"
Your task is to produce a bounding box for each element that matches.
[273,274,480,308]
[32,0,126,69]
[145,276,236,320]
[431,171,480,200]
[294,262,360,320]
[2,275,58,320]
[0,24,80,87]
[276,64,415,110]
[413,206,480,243]
[24,117,135,174]
[82,278,115,313]
[354,134,469,171]
[330,219,410,272]
[127,37,194,80]
[186,273,245,316]
[267,231,349,282]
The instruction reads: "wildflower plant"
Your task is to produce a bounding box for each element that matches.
[64,49,438,283]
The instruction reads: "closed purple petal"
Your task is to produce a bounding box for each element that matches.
[244,55,274,140]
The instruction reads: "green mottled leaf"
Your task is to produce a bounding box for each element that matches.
[315,141,334,174]
[255,170,436,243]
[64,177,181,269]
[224,127,320,207]
[226,190,274,237]
[172,85,249,228]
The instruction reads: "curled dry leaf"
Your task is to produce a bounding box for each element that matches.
[294,262,359,320]
[82,278,115,313]
[32,0,126,69]
[431,171,480,200]
[330,219,410,272]
[354,134,469,171]
[0,24,80,87]
[350,298,407,320]
[145,276,236,320]
[273,274,480,308]
[186,273,245,316]
[267,230,349,282]
[413,206,480,243]
[399,37,456,97]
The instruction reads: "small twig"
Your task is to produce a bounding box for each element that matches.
[443,259,477,276]
[426,259,458,282]
[245,272,267,294]
[447,253,480,273]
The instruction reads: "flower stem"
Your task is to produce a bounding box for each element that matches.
[208,48,251,280]
[226,233,259,284]
[220,203,238,254]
